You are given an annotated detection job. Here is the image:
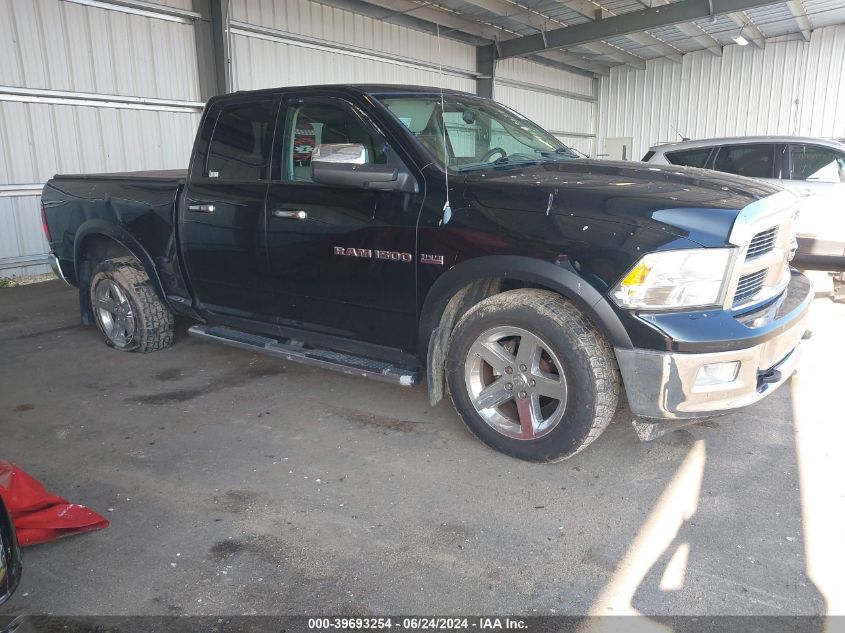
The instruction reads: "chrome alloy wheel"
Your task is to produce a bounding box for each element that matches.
[94,279,136,347]
[464,326,568,440]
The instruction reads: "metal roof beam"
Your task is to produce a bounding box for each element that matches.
[534,50,612,75]
[786,0,812,41]
[671,23,722,56]
[353,0,506,40]
[580,41,646,68]
[624,32,683,62]
[548,1,683,62]
[643,0,722,56]
[496,0,778,58]
[727,11,766,48]
[325,0,616,76]
[460,0,647,68]
[353,0,612,76]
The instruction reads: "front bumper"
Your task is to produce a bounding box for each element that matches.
[616,272,812,419]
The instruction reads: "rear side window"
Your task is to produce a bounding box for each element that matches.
[789,145,845,183]
[664,147,712,168]
[712,144,776,178]
[206,100,278,181]
[641,150,655,162]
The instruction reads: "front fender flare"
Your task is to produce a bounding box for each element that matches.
[418,256,632,405]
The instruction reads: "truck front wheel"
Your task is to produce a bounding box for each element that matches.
[89,257,175,353]
[446,289,620,462]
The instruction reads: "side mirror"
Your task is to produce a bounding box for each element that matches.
[0,496,22,606]
[311,143,416,193]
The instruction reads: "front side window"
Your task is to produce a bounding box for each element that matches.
[665,147,712,168]
[789,145,845,183]
[206,100,278,181]
[283,102,386,182]
[712,144,776,178]
[376,94,577,171]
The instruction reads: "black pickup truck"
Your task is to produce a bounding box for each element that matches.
[42,84,812,462]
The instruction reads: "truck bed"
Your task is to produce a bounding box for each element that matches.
[42,169,188,301]
[51,169,187,183]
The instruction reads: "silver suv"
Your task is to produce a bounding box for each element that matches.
[644,136,845,276]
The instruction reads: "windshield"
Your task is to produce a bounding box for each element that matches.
[376,94,579,171]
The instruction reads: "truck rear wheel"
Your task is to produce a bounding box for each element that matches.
[89,257,174,353]
[446,289,620,462]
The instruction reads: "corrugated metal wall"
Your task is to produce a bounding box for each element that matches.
[598,24,845,161]
[229,0,597,152]
[0,0,202,278]
[0,0,598,278]
[495,58,597,157]
[230,0,477,93]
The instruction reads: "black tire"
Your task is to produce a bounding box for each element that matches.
[89,256,175,353]
[446,289,620,462]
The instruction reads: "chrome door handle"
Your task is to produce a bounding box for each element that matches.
[188,204,216,213]
[272,209,308,220]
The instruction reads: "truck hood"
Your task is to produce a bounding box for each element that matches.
[461,159,781,247]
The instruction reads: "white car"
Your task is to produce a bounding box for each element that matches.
[643,136,845,274]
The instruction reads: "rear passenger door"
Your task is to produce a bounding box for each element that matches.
[783,144,845,257]
[710,143,780,185]
[181,95,281,322]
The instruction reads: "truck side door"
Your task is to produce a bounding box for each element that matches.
[265,94,421,351]
[180,95,281,322]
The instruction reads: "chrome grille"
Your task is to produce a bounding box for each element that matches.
[734,270,768,305]
[746,226,779,260]
[726,191,798,310]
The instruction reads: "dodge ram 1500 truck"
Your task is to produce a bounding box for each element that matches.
[42,84,812,462]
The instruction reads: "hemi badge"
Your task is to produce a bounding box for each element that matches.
[421,254,444,265]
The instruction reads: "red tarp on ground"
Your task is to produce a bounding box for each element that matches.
[0,461,109,546]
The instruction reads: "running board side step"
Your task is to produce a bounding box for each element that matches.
[188,325,420,386]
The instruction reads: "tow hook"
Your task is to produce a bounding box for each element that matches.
[758,368,782,386]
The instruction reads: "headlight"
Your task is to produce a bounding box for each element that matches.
[611,249,733,310]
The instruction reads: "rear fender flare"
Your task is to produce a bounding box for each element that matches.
[73,220,167,302]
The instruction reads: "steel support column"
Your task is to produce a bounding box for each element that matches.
[476,44,496,98]
[192,0,232,99]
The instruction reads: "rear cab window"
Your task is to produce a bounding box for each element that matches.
[712,144,777,178]
[664,147,713,168]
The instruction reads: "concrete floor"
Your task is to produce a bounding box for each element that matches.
[0,280,843,618]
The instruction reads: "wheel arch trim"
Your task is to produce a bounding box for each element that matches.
[418,256,632,405]
[73,220,168,303]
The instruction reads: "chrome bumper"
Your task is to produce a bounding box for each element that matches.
[49,253,70,285]
[616,306,810,419]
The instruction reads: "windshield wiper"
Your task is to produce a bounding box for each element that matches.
[536,148,579,159]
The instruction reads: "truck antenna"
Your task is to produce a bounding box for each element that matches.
[436,24,452,225]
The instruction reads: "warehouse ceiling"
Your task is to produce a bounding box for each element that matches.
[316,0,845,76]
